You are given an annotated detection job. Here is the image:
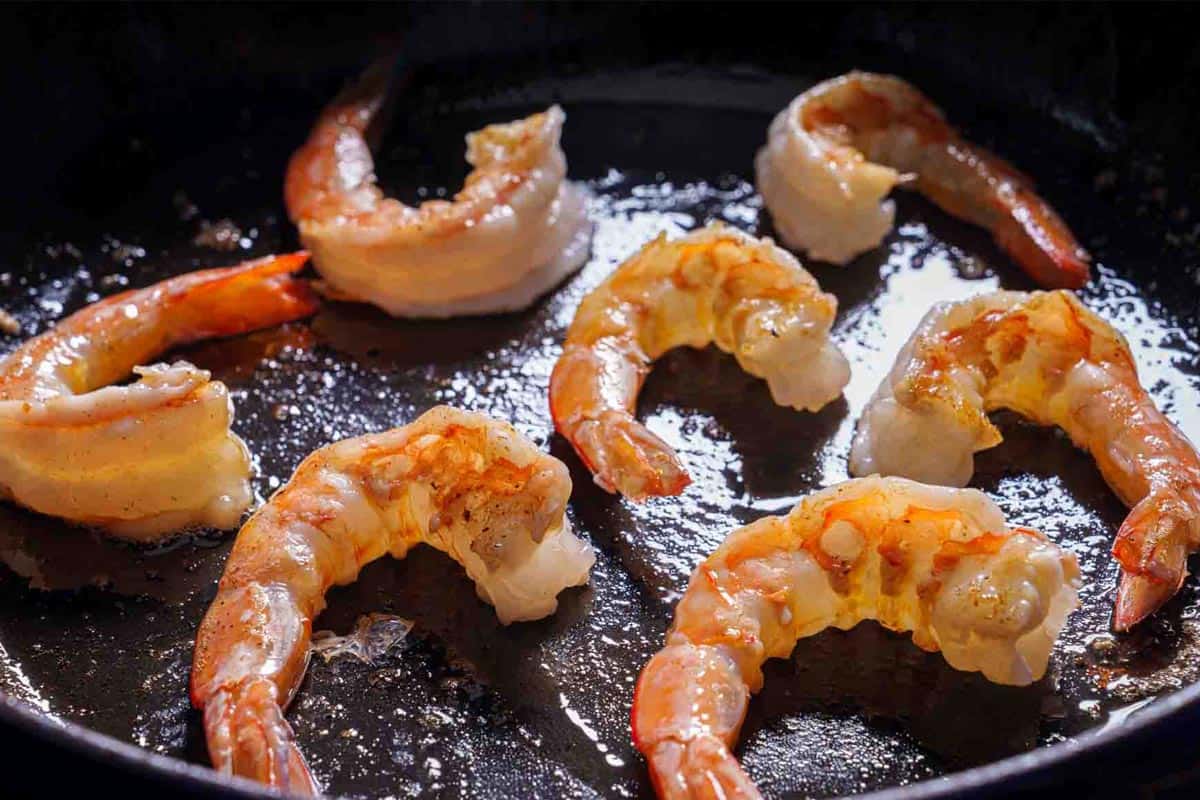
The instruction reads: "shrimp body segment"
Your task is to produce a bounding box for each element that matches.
[756,72,1090,288]
[632,476,1080,799]
[190,406,595,793]
[285,62,592,318]
[550,223,850,500]
[0,253,317,539]
[849,290,1200,630]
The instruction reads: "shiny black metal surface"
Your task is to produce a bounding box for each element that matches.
[1,4,1199,799]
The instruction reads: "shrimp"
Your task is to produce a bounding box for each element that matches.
[190,406,595,793]
[0,253,317,539]
[284,59,592,318]
[632,476,1080,800]
[549,223,850,500]
[755,71,1090,288]
[848,289,1200,630]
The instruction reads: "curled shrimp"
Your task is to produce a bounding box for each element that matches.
[190,406,595,793]
[755,71,1090,288]
[549,223,850,500]
[0,253,317,539]
[632,476,1080,799]
[285,60,592,318]
[848,289,1200,630]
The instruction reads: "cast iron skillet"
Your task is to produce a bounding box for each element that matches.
[2,4,1199,798]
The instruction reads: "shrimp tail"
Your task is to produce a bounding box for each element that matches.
[992,189,1091,289]
[203,679,319,795]
[1111,489,1193,631]
[173,252,318,340]
[331,55,395,113]
[284,56,402,224]
[1114,571,1186,633]
[569,411,691,500]
[643,737,763,800]
[320,55,404,151]
[550,344,690,499]
[633,644,758,799]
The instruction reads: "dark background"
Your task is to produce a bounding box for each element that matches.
[0,3,1198,798]
[2,1,1199,232]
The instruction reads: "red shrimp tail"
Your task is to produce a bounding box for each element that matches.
[202,679,320,796]
[994,189,1091,289]
[572,411,690,500]
[173,252,319,342]
[330,55,396,123]
[1114,570,1186,633]
[1111,490,1192,631]
[641,738,764,800]
[549,345,689,500]
[285,56,404,223]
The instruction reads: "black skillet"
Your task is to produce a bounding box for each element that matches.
[2,4,1200,798]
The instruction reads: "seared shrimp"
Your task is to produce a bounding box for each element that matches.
[849,290,1200,630]
[550,224,849,500]
[285,60,592,318]
[0,253,317,539]
[190,406,595,793]
[633,476,1079,799]
[756,72,1090,288]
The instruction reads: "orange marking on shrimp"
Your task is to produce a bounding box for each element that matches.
[191,408,593,794]
[933,532,1011,574]
[285,61,591,317]
[759,72,1089,287]
[549,224,848,500]
[854,289,1199,628]
[633,477,1079,800]
[0,253,317,538]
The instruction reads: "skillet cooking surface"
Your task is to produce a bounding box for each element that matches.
[2,6,1200,798]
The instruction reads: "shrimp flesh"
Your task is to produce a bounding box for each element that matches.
[190,406,595,793]
[0,253,317,539]
[549,223,849,500]
[632,476,1080,799]
[849,289,1200,630]
[756,71,1090,288]
[285,60,592,318]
